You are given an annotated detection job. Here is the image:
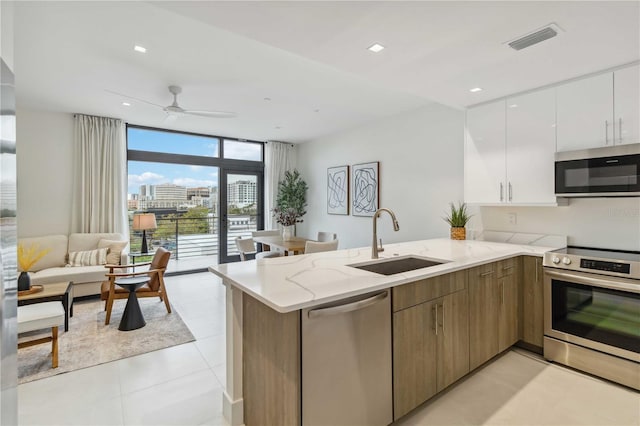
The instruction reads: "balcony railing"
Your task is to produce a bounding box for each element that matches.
[128,215,259,260]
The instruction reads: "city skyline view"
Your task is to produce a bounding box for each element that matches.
[127,127,263,196]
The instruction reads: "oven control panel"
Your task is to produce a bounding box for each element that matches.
[580,259,631,274]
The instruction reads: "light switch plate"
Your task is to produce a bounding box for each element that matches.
[508,212,517,225]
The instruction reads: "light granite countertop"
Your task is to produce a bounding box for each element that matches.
[209,238,565,313]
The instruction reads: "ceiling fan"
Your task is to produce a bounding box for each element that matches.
[106,85,237,119]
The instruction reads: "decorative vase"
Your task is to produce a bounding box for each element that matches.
[451,227,466,240]
[282,225,295,241]
[18,271,31,292]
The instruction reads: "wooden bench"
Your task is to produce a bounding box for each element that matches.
[18,301,65,368]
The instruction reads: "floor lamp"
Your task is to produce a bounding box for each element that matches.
[133,213,157,254]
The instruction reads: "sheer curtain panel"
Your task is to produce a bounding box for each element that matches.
[264,141,295,229]
[71,114,128,235]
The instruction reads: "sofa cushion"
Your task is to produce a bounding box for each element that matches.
[98,239,128,265]
[68,248,108,267]
[18,235,68,272]
[68,233,124,253]
[29,264,111,286]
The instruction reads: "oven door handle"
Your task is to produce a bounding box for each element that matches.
[545,270,640,294]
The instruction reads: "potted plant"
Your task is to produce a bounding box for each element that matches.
[444,202,472,240]
[272,170,308,240]
[17,243,50,291]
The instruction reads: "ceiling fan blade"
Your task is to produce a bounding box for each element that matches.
[183,110,237,119]
[163,113,179,124]
[104,89,164,108]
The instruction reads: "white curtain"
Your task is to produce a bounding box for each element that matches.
[264,141,296,229]
[71,114,128,236]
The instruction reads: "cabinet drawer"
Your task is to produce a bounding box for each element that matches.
[393,270,466,312]
[497,258,516,278]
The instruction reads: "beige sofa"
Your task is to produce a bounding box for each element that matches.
[19,233,129,298]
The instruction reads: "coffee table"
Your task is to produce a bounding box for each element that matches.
[115,276,148,331]
[18,281,72,332]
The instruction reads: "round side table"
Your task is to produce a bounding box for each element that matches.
[115,276,149,331]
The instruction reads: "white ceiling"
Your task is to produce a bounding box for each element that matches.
[13,1,640,143]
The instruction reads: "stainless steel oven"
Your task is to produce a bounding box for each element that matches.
[543,247,640,390]
[555,144,640,197]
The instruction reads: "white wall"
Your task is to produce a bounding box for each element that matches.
[16,107,74,237]
[478,198,640,251]
[296,103,465,249]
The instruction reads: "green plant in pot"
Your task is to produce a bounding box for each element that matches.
[272,170,308,241]
[444,202,472,240]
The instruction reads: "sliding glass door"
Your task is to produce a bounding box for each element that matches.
[219,170,264,263]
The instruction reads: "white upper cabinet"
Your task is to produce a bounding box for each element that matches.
[614,64,640,146]
[465,100,505,204]
[506,88,557,204]
[556,72,614,152]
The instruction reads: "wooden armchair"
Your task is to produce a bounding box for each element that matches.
[100,247,171,325]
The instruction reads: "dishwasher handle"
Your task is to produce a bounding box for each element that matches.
[308,291,388,318]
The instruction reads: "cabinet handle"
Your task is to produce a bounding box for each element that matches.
[501,282,505,304]
[500,183,504,202]
[619,118,623,143]
[535,259,539,283]
[503,265,514,271]
[480,271,494,277]
[433,304,438,336]
[605,120,610,145]
[508,182,513,202]
[440,303,445,335]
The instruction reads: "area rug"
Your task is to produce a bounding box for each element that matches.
[18,298,195,384]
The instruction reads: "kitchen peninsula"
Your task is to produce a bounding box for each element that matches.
[209,237,565,426]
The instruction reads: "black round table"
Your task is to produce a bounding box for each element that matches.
[115,277,149,331]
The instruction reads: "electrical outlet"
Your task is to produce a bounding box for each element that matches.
[508,212,517,225]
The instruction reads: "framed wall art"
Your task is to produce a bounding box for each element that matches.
[351,161,379,217]
[327,165,349,215]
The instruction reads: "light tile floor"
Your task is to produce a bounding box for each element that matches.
[18,272,639,426]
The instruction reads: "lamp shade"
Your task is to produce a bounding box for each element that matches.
[132,213,157,231]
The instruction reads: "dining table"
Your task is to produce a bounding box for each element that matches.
[252,235,312,256]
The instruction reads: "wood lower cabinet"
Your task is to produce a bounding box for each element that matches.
[469,263,499,370]
[521,256,544,349]
[469,259,520,370]
[393,300,438,418]
[243,294,300,426]
[498,259,519,352]
[437,290,470,391]
[393,271,469,420]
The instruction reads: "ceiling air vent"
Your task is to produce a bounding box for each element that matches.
[506,23,563,51]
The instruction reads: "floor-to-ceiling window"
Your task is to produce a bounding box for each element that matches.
[127,125,264,269]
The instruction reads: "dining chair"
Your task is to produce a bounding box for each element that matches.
[317,231,337,242]
[236,236,281,261]
[304,239,339,253]
[101,247,171,325]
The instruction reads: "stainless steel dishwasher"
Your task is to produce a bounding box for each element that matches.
[302,289,392,426]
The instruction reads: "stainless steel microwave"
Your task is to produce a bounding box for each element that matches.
[555,144,640,197]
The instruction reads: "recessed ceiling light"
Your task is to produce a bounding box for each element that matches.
[314,109,320,113]
[122,102,131,106]
[469,87,483,93]
[509,104,518,108]
[134,45,147,53]
[264,97,271,101]
[275,126,281,129]
[367,43,385,53]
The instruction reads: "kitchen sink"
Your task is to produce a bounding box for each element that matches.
[348,256,448,276]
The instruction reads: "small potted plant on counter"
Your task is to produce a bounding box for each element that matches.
[444,202,472,240]
[272,170,308,241]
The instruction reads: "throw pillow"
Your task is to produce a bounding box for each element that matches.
[67,247,108,267]
[98,239,128,265]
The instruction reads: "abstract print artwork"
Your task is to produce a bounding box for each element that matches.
[352,162,379,217]
[327,165,349,215]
